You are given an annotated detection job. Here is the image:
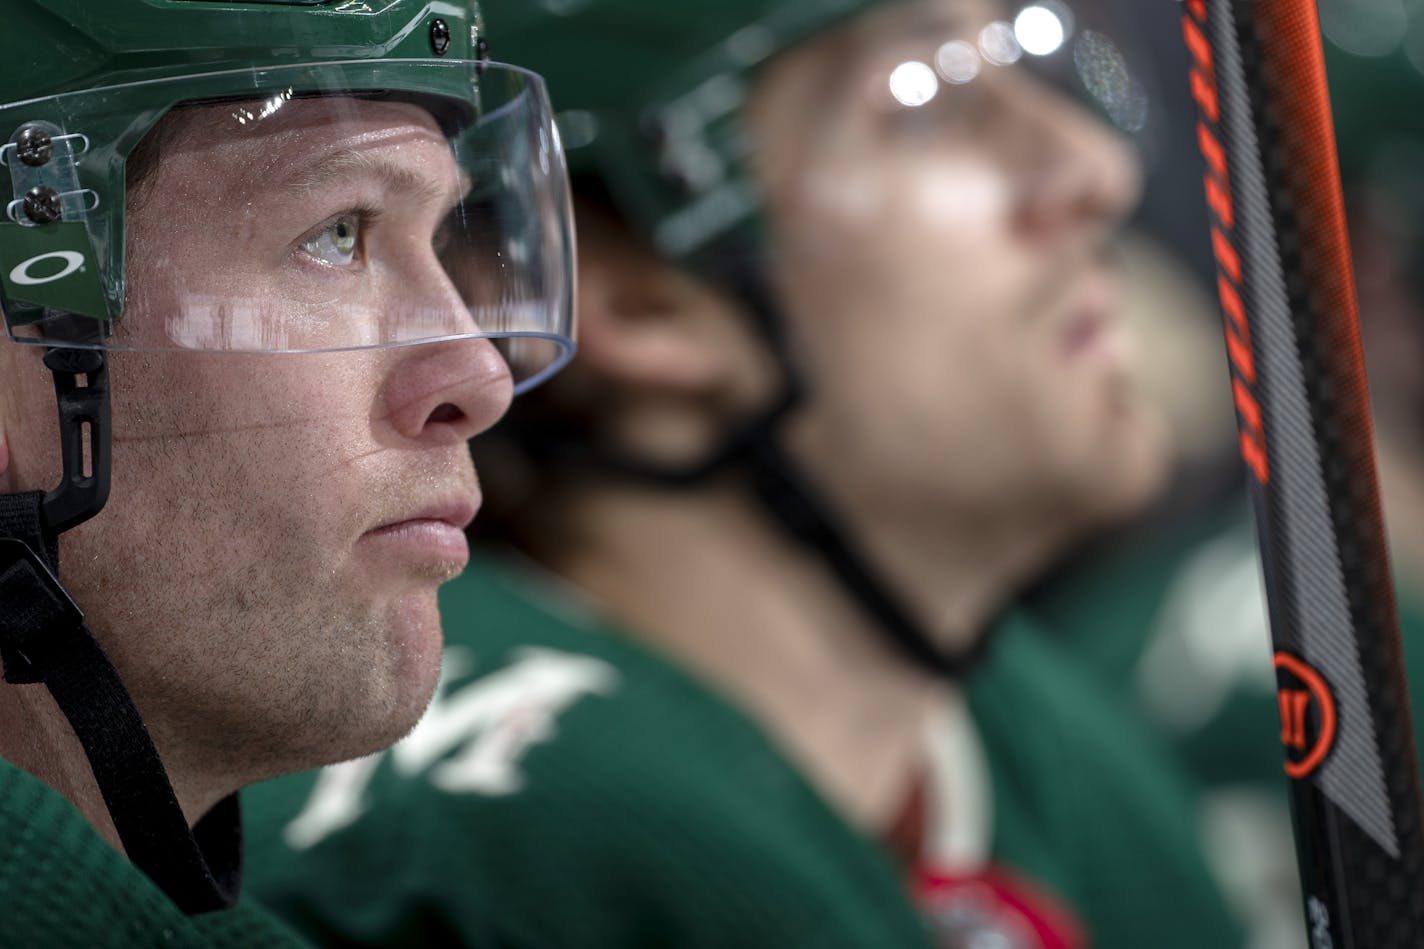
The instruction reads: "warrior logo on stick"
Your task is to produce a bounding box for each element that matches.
[1274,652,1337,779]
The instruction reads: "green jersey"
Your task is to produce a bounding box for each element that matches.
[243,557,1239,949]
[0,754,304,947]
[1032,492,1424,948]
[963,615,1243,949]
[245,556,933,949]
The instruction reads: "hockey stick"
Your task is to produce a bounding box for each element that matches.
[1180,1,1424,945]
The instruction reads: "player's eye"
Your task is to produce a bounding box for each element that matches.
[300,211,366,267]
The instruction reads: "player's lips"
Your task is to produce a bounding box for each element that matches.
[361,495,479,564]
[1057,268,1124,361]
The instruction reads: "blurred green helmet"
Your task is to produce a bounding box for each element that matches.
[0,0,575,391]
[1322,10,1424,294]
[487,0,887,263]
[488,0,1153,270]
[1321,8,1424,188]
[1321,12,1424,230]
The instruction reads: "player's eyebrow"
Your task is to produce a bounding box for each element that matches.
[278,148,457,208]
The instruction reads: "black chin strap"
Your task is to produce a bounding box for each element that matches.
[728,264,989,676]
[512,258,990,679]
[742,432,991,679]
[0,347,239,915]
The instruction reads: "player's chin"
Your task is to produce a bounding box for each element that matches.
[1091,402,1172,519]
[358,591,449,741]
[395,587,447,668]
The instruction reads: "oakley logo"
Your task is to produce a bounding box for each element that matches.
[9,250,86,286]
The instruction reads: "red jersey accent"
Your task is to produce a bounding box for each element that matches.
[888,767,1085,949]
[913,864,1087,949]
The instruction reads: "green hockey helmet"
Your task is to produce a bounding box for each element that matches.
[488,0,884,264]
[1323,18,1424,295]
[0,0,574,392]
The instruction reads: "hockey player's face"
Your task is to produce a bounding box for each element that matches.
[0,98,514,795]
[751,0,1167,535]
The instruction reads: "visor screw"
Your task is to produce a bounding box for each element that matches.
[16,126,53,167]
[430,18,451,56]
[23,186,62,224]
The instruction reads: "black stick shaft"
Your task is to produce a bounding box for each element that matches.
[1181,1,1424,945]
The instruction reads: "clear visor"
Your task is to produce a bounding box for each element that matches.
[1,61,575,393]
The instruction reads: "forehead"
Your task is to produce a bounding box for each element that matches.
[117,96,463,350]
[748,0,1006,118]
[803,0,1010,77]
[844,0,1005,46]
[134,96,450,201]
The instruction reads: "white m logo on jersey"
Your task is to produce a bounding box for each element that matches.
[9,250,86,286]
[282,645,620,850]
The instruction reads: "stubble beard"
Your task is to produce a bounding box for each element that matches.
[65,467,445,802]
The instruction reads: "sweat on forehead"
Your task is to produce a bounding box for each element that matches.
[127,97,449,211]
